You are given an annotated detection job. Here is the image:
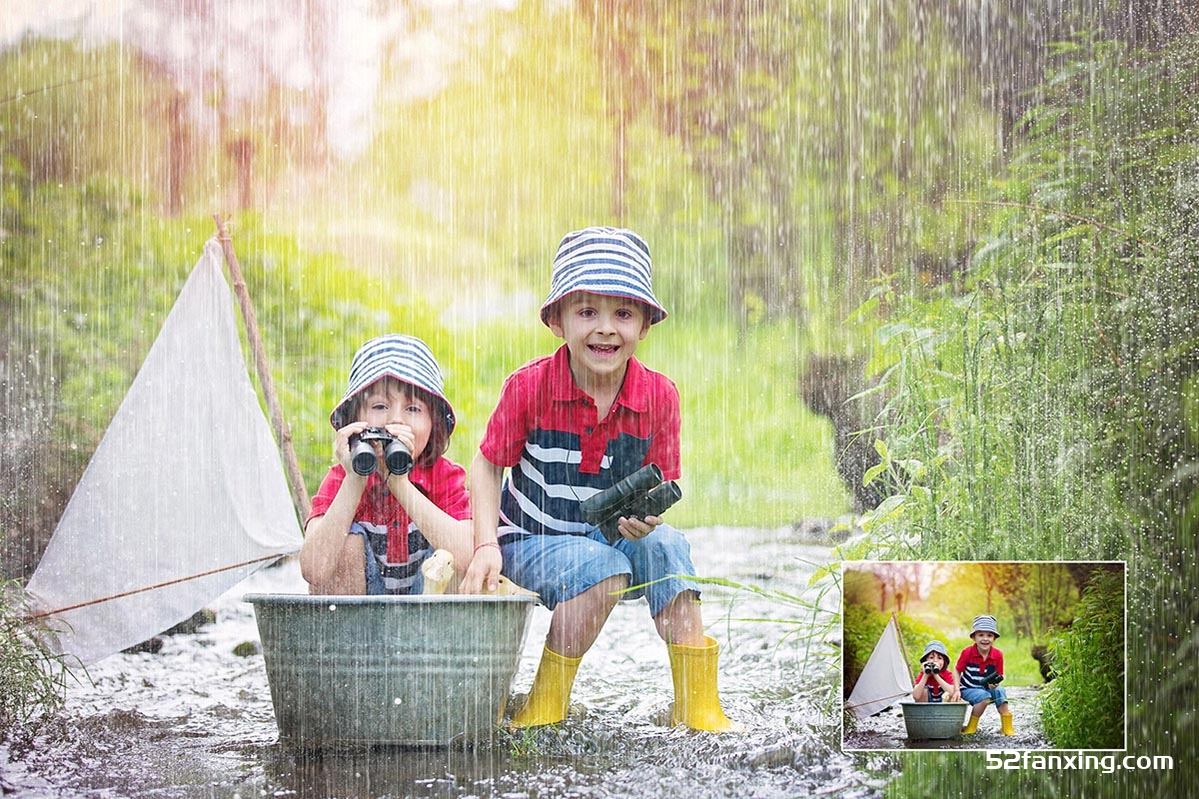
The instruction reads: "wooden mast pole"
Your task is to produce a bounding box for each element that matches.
[213,214,311,522]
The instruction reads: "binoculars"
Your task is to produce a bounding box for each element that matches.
[580,464,682,543]
[349,427,413,477]
[982,672,1004,687]
[922,661,938,675]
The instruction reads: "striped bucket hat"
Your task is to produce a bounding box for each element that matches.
[539,226,667,326]
[921,640,950,663]
[970,615,1001,638]
[329,334,455,432]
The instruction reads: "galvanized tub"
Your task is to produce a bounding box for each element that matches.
[245,593,536,747]
[900,701,969,740]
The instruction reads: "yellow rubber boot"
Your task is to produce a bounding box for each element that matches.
[510,646,581,728]
[1000,712,1015,735]
[962,714,980,734]
[667,635,734,732]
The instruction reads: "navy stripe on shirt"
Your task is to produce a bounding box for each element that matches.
[499,428,653,538]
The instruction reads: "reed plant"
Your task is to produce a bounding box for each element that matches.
[872,32,1198,797]
[0,581,72,740]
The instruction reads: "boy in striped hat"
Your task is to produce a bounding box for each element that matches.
[300,334,474,595]
[463,226,734,732]
[912,640,959,703]
[956,614,1014,735]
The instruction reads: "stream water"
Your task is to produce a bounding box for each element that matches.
[1,527,892,799]
[842,686,1049,752]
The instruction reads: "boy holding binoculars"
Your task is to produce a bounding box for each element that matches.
[462,227,734,732]
[911,640,959,703]
[300,334,474,595]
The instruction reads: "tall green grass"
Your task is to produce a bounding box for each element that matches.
[1040,570,1125,750]
[866,33,1198,796]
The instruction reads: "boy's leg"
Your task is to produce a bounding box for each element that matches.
[992,689,1014,735]
[546,574,629,658]
[959,688,992,734]
[512,574,627,728]
[653,590,706,646]
[617,526,734,732]
[502,534,632,727]
[306,527,370,595]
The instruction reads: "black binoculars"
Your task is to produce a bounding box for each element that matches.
[922,661,938,675]
[982,672,1004,687]
[349,427,413,477]
[580,464,682,543]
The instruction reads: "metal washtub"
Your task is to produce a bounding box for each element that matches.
[245,593,536,747]
[900,701,969,740]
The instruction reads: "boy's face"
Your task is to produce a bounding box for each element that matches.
[923,653,948,671]
[972,631,995,649]
[357,378,432,459]
[548,292,650,386]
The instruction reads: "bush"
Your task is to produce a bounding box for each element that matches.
[0,582,73,740]
[843,603,948,699]
[1039,570,1125,749]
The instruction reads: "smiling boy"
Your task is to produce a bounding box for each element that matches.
[462,226,734,732]
[956,614,1014,735]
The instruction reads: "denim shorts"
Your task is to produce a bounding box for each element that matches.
[961,686,1008,707]
[499,524,699,616]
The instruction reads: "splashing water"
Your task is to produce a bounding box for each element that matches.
[1,527,884,799]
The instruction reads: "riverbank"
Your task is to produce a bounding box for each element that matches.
[1,528,890,799]
[842,686,1050,751]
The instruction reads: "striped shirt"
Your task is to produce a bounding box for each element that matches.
[918,668,955,701]
[479,345,681,540]
[308,458,471,593]
[956,643,1005,690]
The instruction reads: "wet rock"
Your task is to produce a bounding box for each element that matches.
[791,516,861,545]
[798,354,890,512]
[121,609,218,655]
[231,641,260,658]
[121,637,164,655]
[1030,644,1055,682]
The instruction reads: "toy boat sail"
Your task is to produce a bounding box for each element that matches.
[22,235,304,666]
[845,614,914,719]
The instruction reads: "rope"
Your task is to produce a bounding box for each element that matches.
[22,554,284,621]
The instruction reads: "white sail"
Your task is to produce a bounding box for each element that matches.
[24,239,304,665]
[845,615,914,719]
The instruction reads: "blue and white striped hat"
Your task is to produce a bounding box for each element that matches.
[971,615,1001,638]
[921,640,950,662]
[330,334,455,432]
[539,226,667,326]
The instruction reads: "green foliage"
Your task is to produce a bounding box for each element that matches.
[879,30,1198,797]
[842,603,946,699]
[1040,570,1125,749]
[0,582,73,739]
[581,0,997,339]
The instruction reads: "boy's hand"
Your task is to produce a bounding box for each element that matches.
[616,514,660,541]
[383,422,416,461]
[333,422,371,476]
[461,545,503,594]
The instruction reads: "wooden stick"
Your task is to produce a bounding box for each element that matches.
[212,214,311,522]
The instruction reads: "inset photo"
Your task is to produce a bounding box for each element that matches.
[841,560,1125,752]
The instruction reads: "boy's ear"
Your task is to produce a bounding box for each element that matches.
[546,306,566,338]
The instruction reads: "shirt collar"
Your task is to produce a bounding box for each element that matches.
[548,343,650,413]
